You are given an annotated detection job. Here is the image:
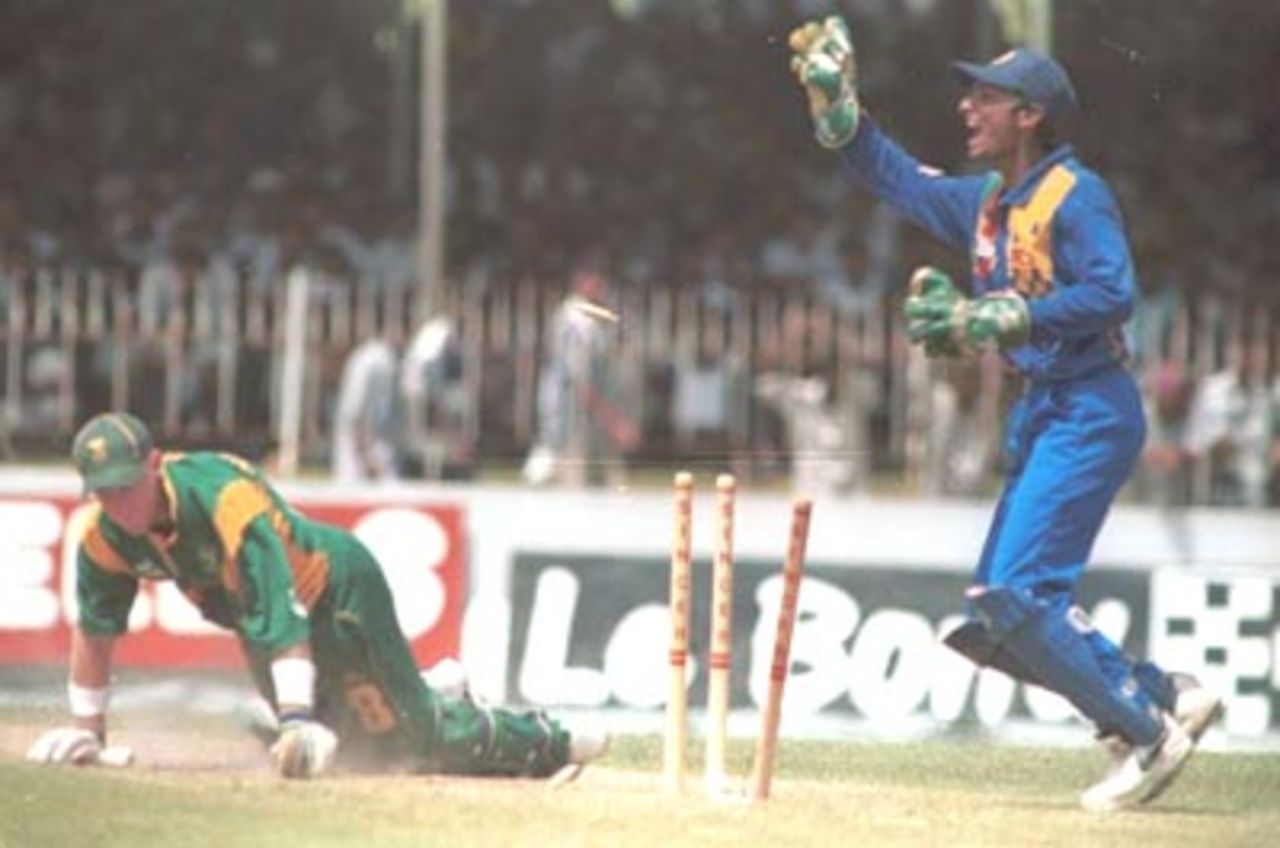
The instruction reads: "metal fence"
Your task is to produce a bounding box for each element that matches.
[2,263,1277,482]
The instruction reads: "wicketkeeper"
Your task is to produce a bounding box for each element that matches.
[787,17,1221,812]
[27,412,608,779]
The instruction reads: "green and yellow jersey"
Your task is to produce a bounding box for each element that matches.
[76,452,338,656]
[75,450,574,776]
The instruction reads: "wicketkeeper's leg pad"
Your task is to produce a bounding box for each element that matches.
[1075,624,1178,716]
[968,586,1164,746]
[942,619,1046,686]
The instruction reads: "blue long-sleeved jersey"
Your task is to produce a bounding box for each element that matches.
[838,118,1135,383]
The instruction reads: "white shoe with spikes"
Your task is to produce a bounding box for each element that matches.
[1081,715,1194,813]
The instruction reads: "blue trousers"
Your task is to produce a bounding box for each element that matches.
[973,364,1172,720]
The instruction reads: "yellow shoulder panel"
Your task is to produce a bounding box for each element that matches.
[213,479,272,566]
[1007,165,1078,298]
[80,510,134,576]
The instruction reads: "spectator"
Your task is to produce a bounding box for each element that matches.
[923,360,997,498]
[670,307,749,463]
[332,324,403,483]
[1184,337,1279,508]
[754,306,861,496]
[523,266,635,488]
[755,369,856,496]
[1135,357,1196,507]
[400,308,476,480]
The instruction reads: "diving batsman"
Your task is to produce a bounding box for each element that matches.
[27,412,608,780]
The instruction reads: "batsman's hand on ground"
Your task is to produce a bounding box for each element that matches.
[26,726,134,767]
[904,266,1031,357]
[271,716,338,779]
[788,16,860,149]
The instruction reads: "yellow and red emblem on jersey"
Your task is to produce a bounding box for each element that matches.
[1006,164,1077,299]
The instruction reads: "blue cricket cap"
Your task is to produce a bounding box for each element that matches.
[951,48,1077,119]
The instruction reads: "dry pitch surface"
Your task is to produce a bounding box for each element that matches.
[1,708,1278,848]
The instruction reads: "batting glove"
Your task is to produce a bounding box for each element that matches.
[26,726,135,767]
[270,715,338,779]
[904,266,1031,357]
[788,15,861,149]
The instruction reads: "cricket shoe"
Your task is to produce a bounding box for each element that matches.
[547,718,611,788]
[1080,715,1194,813]
[1096,673,1223,768]
[567,722,611,766]
[421,658,471,702]
[1166,673,1224,744]
[1131,676,1222,806]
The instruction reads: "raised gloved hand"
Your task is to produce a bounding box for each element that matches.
[904,266,1030,357]
[270,715,338,779]
[788,16,860,149]
[26,726,134,767]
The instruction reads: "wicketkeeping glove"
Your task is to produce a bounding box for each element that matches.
[26,726,135,767]
[788,16,860,149]
[905,267,966,358]
[270,715,338,779]
[904,266,1030,357]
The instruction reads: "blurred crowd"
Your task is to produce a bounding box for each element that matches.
[1,0,1278,505]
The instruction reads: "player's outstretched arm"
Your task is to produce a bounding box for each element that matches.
[266,647,338,779]
[26,629,134,767]
[788,15,861,149]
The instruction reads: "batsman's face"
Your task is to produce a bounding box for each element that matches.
[958,84,1024,160]
[95,455,162,535]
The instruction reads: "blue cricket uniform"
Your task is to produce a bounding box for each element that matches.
[836,117,1173,742]
[838,116,1142,596]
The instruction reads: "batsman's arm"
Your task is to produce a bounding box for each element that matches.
[68,627,116,739]
[225,518,313,667]
[223,525,326,722]
[25,626,132,766]
[69,537,145,740]
[268,641,338,779]
[223,514,338,778]
[28,533,141,767]
[200,473,319,717]
[269,642,318,717]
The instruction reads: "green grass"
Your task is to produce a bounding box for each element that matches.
[2,730,1278,848]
